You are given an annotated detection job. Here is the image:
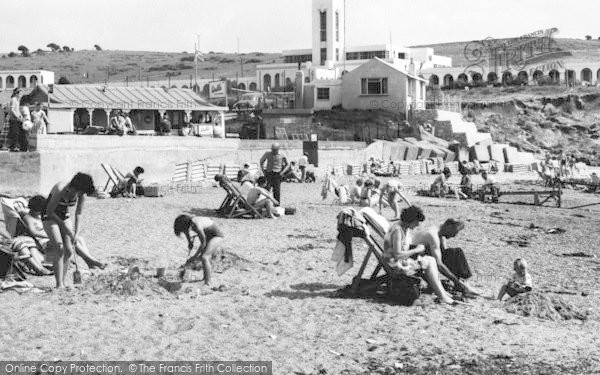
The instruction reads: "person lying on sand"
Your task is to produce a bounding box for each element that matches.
[174,214,224,286]
[383,206,457,305]
[23,195,106,270]
[411,219,480,297]
[247,176,279,218]
[43,173,96,289]
[379,179,411,219]
[498,258,532,301]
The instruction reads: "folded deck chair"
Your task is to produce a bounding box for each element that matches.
[338,207,421,305]
[101,163,122,194]
[215,175,264,219]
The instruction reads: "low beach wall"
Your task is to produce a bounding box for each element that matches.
[1,135,366,195]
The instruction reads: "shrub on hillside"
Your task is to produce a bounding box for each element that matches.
[58,76,71,84]
[245,58,261,64]
[180,56,195,62]
[7,52,17,58]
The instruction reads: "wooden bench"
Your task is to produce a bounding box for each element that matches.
[478,185,562,207]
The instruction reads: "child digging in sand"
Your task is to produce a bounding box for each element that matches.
[498,258,533,300]
[174,215,224,286]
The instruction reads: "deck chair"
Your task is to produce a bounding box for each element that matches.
[214,175,264,219]
[344,207,421,305]
[101,163,122,194]
[0,198,42,279]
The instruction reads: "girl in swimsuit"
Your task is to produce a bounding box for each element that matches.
[174,215,224,286]
[24,195,105,271]
[43,173,96,288]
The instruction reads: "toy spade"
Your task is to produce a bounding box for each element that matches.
[72,239,82,285]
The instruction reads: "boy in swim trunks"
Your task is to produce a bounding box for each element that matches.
[379,179,411,219]
[174,214,224,286]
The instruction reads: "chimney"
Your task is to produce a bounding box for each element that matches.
[408,58,416,75]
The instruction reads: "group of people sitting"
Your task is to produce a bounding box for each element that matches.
[325,175,412,220]
[108,110,137,136]
[380,205,533,304]
[429,167,499,200]
[1,173,105,288]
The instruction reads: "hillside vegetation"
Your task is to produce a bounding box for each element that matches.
[0,50,282,84]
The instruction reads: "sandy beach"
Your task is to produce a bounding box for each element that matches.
[1,171,599,374]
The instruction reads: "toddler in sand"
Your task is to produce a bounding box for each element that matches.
[497,258,533,300]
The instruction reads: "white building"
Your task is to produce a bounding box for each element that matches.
[0,70,54,91]
[256,0,451,110]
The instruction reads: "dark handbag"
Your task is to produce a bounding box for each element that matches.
[442,247,472,279]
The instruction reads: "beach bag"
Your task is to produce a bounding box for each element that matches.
[388,275,421,306]
[442,247,472,279]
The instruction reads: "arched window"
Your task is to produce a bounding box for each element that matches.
[18,75,26,88]
[274,73,280,88]
[263,74,271,91]
[6,75,15,89]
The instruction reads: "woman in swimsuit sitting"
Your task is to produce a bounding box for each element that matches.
[23,195,105,271]
[43,173,96,288]
[174,214,224,286]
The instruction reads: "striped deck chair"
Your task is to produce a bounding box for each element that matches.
[215,175,264,219]
[339,207,421,305]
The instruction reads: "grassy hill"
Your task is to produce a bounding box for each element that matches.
[413,38,600,67]
[0,50,282,84]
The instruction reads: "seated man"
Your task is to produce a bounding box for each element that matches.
[480,170,500,200]
[411,219,479,296]
[108,111,125,136]
[348,178,364,204]
[124,166,144,198]
[383,206,457,305]
[237,164,251,183]
[246,176,279,218]
[456,169,473,199]
[430,167,451,197]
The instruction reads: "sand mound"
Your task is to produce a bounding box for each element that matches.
[185,249,252,273]
[504,292,588,321]
[83,273,176,298]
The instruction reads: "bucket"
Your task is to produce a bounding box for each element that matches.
[156,267,166,278]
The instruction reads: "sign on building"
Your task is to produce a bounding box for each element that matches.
[209,81,226,99]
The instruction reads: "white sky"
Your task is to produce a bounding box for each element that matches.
[1,0,599,53]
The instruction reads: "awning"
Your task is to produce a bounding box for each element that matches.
[22,84,228,112]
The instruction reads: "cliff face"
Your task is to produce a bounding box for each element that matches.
[462,94,600,163]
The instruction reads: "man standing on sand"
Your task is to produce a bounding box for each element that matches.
[411,218,480,297]
[298,153,309,183]
[259,143,289,205]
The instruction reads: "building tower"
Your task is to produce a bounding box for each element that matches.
[312,0,345,67]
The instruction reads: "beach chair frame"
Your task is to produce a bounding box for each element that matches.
[215,175,265,219]
[349,209,421,304]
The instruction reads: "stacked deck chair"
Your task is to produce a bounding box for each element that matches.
[334,207,421,305]
[214,175,264,219]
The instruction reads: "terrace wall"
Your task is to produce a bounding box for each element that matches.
[1,135,366,195]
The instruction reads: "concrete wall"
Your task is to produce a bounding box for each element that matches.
[0,152,40,195]
[2,135,367,195]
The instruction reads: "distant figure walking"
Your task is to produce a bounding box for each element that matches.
[259,143,289,205]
